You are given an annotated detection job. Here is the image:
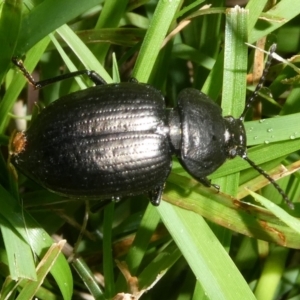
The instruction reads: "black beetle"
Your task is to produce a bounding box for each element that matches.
[10,45,293,209]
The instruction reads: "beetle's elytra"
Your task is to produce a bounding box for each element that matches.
[10,46,294,209]
[12,83,172,205]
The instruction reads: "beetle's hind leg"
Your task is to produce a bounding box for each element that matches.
[12,57,107,89]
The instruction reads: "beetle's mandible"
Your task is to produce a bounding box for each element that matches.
[10,45,294,209]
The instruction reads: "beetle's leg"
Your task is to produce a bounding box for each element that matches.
[149,185,165,206]
[12,57,107,89]
[32,70,106,88]
[197,176,220,191]
[83,71,107,85]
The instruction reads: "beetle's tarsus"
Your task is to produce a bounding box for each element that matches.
[197,177,219,191]
[88,71,107,85]
[197,177,212,187]
[211,183,220,192]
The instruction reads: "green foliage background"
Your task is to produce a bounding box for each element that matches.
[0,0,300,299]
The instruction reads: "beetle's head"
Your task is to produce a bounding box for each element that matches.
[223,116,247,159]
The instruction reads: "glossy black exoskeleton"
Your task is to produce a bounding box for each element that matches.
[10,45,294,208]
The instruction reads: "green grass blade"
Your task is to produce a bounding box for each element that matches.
[103,203,115,298]
[0,37,50,134]
[249,0,300,44]
[133,0,182,82]
[247,190,300,233]
[0,0,22,83]
[165,174,300,249]
[72,258,105,300]
[157,201,256,300]
[56,25,112,83]
[245,113,300,146]
[0,186,73,300]
[15,0,102,54]
[125,204,161,275]
[246,0,268,33]
[16,241,65,300]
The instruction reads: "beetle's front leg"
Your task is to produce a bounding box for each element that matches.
[197,177,220,192]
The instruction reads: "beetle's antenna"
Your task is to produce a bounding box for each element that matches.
[239,44,277,120]
[241,154,294,209]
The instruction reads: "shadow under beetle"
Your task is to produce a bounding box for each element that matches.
[10,44,294,209]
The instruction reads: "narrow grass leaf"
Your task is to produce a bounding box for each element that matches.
[157,201,256,300]
[16,0,102,54]
[245,114,300,146]
[56,25,112,83]
[0,37,50,134]
[246,0,268,33]
[125,204,161,275]
[164,176,300,249]
[72,258,105,300]
[103,202,115,298]
[247,189,300,234]
[212,138,300,179]
[0,186,73,300]
[0,0,22,82]
[16,241,66,300]
[133,0,182,82]
[0,213,36,281]
[249,0,300,44]
[137,242,181,293]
